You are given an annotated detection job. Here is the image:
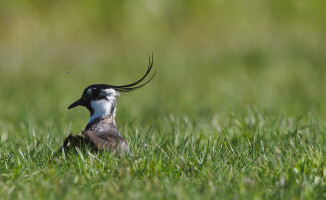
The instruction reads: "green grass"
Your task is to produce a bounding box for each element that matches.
[1,1,326,199]
[1,110,326,199]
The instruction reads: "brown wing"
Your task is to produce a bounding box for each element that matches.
[59,134,95,153]
[82,131,130,153]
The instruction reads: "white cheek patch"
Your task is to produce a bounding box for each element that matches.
[90,100,112,116]
[88,89,119,124]
[89,100,114,123]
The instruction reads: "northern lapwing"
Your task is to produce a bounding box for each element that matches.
[60,56,155,154]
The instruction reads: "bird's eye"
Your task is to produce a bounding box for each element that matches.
[92,89,100,97]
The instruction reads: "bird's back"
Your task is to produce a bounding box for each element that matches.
[60,116,130,154]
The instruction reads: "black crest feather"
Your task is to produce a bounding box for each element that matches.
[89,54,155,92]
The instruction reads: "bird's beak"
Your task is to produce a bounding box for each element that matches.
[68,98,83,109]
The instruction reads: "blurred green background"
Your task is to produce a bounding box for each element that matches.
[0,0,326,139]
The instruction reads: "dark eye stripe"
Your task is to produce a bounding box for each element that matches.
[98,96,107,100]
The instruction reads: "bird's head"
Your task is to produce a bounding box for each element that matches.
[68,55,155,121]
[68,85,120,117]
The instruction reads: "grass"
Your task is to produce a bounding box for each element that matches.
[1,1,326,199]
[1,109,326,199]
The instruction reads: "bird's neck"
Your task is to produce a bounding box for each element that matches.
[88,99,117,126]
[85,114,118,133]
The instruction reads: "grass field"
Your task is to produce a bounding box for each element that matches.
[1,1,326,199]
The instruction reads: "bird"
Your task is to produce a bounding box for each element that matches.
[60,55,155,154]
